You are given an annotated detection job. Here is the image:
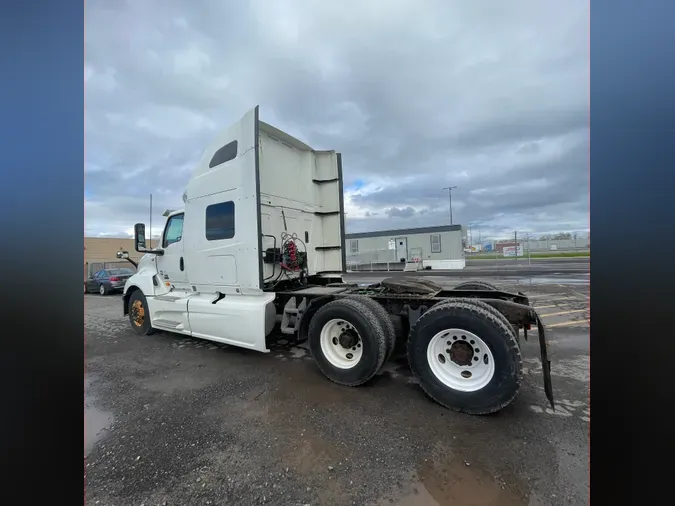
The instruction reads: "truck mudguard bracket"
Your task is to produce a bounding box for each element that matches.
[536,315,555,409]
[479,299,537,326]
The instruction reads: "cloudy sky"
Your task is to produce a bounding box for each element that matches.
[85,0,589,241]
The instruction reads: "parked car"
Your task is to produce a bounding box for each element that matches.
[84,268,136,295]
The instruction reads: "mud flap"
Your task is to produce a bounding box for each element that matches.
[536,315,555,409]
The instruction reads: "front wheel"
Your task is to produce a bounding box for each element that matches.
[99,284,108,296]
[128,290,155,335]
[407,300,522,415]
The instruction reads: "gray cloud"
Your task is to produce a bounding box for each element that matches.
[387,206,417,218]
[85,0,588,240]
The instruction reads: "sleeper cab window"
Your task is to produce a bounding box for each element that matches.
[209,140,238,168]
[206,201,235,241]
[163,214,184,248]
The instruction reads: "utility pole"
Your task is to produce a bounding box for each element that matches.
[514,230,518,260]
[526,232,531,264]
[149,193,153,249]
[442,186,457,225]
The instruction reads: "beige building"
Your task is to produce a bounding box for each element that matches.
[84,237,143,279]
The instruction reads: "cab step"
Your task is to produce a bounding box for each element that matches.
[280,298,307,335]
[152,319,183,329]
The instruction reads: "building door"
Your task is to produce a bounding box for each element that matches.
[395,237,408,262]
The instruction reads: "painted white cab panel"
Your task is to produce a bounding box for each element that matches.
[257,124,344,279]
[147,292,193,334]
[183,107,261,294]
[187,292,276,352]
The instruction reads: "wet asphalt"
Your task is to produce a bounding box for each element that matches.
[85,274,589,506]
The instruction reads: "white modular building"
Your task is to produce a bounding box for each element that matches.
[345,225,467,271]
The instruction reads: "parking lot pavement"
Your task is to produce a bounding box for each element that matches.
[85,277,589,506]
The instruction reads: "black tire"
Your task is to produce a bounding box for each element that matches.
[453,280,499,291]
[343,295,397,363]
[84,283,88,294]
[468,300,521,348]
[99,284,108,296]
[448,298,521,349]
[452,281,522,346]
[308,298,388,386]
[128,290,155,336]
[407,300,523,415]
[445,298,519,343]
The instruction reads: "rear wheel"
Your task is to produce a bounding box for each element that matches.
[453,280,499,291]
[128,290,155,336]
[344,295,397,363]
[99,284,108,296]
[407,300,522,415]
[453,281,521,344]
[308,298,388,386]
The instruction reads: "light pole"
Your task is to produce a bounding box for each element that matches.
[442,186,457,225]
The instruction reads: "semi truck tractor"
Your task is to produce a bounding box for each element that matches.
[123,106,554,415]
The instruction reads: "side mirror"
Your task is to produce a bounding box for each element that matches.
[117,249,138,268]
[133,224,163,256]
[134,223,147,252]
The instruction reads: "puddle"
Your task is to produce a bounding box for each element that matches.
[389,460,528,506]
[85,405,113,456]
[85,376,113,457]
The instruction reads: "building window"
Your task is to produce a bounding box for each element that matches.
[350,240,359,253]
[163,213,184,248]
[206,201,235,241]
[430,234,441,253]
[208,140,238,168]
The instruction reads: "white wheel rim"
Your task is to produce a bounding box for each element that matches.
[426,328,495,392]
[99,285,105,295]
[319,318,363,369]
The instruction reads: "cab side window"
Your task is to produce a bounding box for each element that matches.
[163,214,184,248]
[205,201,235,241]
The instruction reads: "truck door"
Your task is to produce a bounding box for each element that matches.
[156,212,188,287]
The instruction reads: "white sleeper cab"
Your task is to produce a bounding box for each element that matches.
[122,106,555,416]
